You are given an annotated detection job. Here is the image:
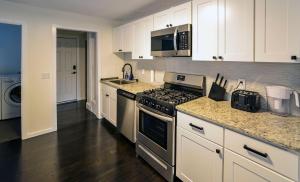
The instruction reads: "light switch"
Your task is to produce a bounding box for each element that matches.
[41,73,50,79]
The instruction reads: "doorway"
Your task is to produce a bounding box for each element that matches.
[0,23,22,143]
[56,29,97,130]
[56,29,87,103]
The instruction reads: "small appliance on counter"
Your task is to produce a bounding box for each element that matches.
[266,86,300,116]
[231,90,261,112]
[208,73,227,101]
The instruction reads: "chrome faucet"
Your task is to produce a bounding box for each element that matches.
[122,63,134,80]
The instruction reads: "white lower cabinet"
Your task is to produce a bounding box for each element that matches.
[176,112,299,182]
[101,84,117,126]
[176,127,223,182]
[224,149,293,182]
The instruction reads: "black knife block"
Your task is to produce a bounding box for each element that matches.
[208,82,226,101]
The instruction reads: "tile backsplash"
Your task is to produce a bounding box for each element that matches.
[125,57,300,116]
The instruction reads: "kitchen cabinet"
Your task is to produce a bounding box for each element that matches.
[224,149,293,182]
[101,83,117,126]
[176,112,223,182]
[192,0,254,62]
[153,2,191,31]
[225,129,299,181]
[192,0,218,61]
[132,16,153,60]
[112,23,134,53]
[255,0,300,63]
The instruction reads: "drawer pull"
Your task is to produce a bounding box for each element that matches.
[189,123,204,131]
[244,145,268,158]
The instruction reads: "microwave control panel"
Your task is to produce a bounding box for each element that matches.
[178,32,189,50]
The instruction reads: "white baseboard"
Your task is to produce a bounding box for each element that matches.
[23,127,56,140]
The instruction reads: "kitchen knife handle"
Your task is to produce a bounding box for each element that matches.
[219,76,224,86]
[223,80,227,88]
[215,73,220,83]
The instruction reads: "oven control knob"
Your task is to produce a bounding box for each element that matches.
[165,107,169,113]
[156,105,161,110]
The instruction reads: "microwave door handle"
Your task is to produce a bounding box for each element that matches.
[173,27,178,52]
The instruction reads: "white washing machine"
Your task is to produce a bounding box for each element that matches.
[1,75,21,120]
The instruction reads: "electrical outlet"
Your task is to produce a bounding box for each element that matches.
[237,79,246,90]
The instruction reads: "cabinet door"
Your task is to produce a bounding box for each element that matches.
[219,0,254,62]
[109,98,117,126]
[255,0,300,63]
[171,2,192,27]
[192,0,218,61]
[153,9,171,30]
[132,20,145,59]
[224,149,294,182]
[176,127,223,182]
[101,84,109,118]
[112,27,123,52]
[122,23,134,52]
[142,16,154,60]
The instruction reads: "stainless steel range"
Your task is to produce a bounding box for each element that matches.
[136,72,205,181]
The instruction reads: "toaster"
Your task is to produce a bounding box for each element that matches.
[231,90,261,112]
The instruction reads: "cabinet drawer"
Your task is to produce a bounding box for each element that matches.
[108,86,117,100]
[177,112,224,146]
[225,129,299,181]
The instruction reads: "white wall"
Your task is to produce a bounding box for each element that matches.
[0,1,123,139]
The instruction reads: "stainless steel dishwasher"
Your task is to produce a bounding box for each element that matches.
[117,89,136,143]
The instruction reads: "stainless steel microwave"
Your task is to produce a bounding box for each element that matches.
[151,24,192,57]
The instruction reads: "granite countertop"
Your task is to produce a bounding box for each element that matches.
[176,97,300,155]
[101,79,161,94]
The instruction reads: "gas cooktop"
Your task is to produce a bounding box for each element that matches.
[137,72,205,117]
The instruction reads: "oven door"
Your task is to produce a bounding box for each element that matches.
[136,104,175,165]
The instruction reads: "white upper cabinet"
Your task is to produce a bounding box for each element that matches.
[153,2,192,31]
[132,16,153,60]
[112,23,134,53]
[122,24,134,52]
[170,2,192,27]
[218,0,254,62]
[112,26,123,52]
[153,9,172,30]
[255,0,300,63]
[192,0,219,61]
[193,0,254,62]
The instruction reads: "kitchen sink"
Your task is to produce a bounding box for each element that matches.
[110,79,136,85]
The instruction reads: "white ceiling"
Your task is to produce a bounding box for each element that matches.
[4,0,190,24]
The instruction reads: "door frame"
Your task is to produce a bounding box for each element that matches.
[56,35,80,103]
[0,19,27,139]
[52,24,102,131]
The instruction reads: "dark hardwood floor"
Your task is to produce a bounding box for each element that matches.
[0,101,165,182]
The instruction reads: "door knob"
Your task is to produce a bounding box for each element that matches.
[170,24,172,27]
[218,56,223,60]
[166,24,169,28]
[212,56,217,60]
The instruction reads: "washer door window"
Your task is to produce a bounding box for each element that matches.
[5,83,21,106]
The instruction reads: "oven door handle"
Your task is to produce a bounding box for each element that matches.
[137,105,174,122]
